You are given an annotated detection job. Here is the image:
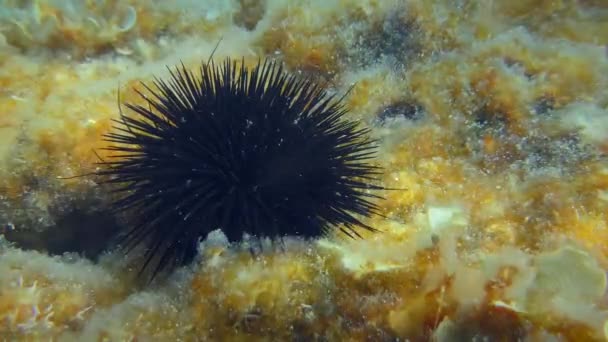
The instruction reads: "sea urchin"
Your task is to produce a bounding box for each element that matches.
[98,58,384,279]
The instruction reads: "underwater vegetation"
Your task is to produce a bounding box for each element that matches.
[96,57,384,281]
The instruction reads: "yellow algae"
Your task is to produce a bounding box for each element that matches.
[493,0,568,19]
[478,245,608,338]
[0,240,128,338]
[533,246,606,304]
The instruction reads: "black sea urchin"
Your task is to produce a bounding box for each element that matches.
[98,58,384,279]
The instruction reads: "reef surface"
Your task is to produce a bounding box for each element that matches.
[1,0,607,340]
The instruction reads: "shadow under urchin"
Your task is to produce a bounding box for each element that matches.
[97,57,385,281]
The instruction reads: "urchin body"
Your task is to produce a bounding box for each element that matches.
[98,58,383,278]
